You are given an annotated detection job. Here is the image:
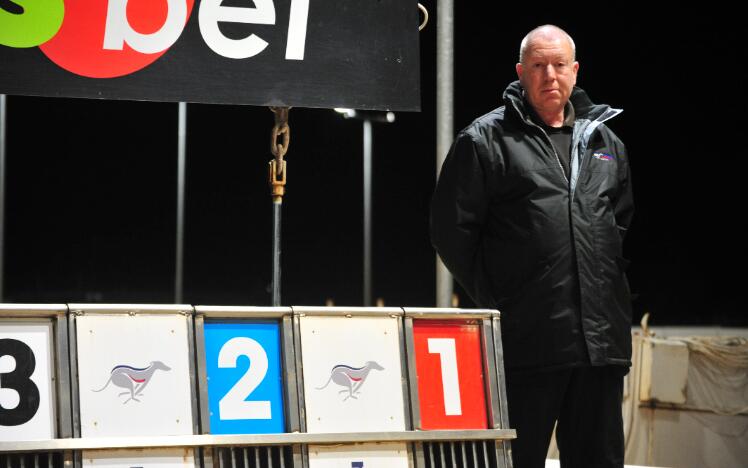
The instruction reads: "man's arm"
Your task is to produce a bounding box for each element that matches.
[430,131,494,306]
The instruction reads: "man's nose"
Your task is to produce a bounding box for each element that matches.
[544,64,557,79]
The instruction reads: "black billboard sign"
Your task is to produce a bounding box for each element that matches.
[0,0,420,111]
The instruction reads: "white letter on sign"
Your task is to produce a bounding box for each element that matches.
[103,0,188,53]
[218,337,271,420]
[427,338,462,416]
[199,0,275,59]
[285,0,309,60]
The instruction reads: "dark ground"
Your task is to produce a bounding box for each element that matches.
[3,3,745,326]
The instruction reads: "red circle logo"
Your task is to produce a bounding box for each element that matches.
[40,0,195,79]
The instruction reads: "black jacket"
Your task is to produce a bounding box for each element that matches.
[431,81,634,371]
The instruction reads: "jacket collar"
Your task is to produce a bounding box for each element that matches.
[503,80,611,123]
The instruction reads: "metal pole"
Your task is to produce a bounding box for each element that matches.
[272,200,282,306]
[436,0,454,307]
[0,94,6,302]
[269,107,289,307]
[363,119,372,307]
[175,102,187,304]
[268,107,291,307]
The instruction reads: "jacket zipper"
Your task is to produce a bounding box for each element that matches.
[512,101,571,186]
[510,101,570,187]
[537,127,570,187]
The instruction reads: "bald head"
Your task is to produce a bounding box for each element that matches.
[519,25,576,64]
[515,25,579,126]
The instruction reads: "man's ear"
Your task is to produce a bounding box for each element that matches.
[516,62,523,80]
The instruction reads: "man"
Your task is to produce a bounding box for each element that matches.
[430,25,633,468]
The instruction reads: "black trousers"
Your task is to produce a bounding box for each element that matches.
[505,365,626,468]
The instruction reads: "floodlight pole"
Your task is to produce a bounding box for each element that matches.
[334,109,394,306]
[175,102,187,304]
[0,95,6,301]
[436,0,454,308]
[363,118,373,307]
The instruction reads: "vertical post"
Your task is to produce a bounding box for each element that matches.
[269,107,289,307]
[175,102,187,304]
[272,199,282,306]
[363,119,373,307]
[436,0,454,307]
[0,94,6,302]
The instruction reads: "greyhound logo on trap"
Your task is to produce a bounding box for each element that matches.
[316,361,384,401]
[92,361,171,404]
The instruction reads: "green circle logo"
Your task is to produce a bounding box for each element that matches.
[0,0,64,48]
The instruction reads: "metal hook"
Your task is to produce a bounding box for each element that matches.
[418,3,429,31]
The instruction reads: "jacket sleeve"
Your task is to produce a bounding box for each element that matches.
[430,130,495,307]
[614,143,634,241]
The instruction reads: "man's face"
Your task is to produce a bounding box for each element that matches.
[516,37,579,116]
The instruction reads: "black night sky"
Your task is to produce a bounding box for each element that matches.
[2,3,745,327]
